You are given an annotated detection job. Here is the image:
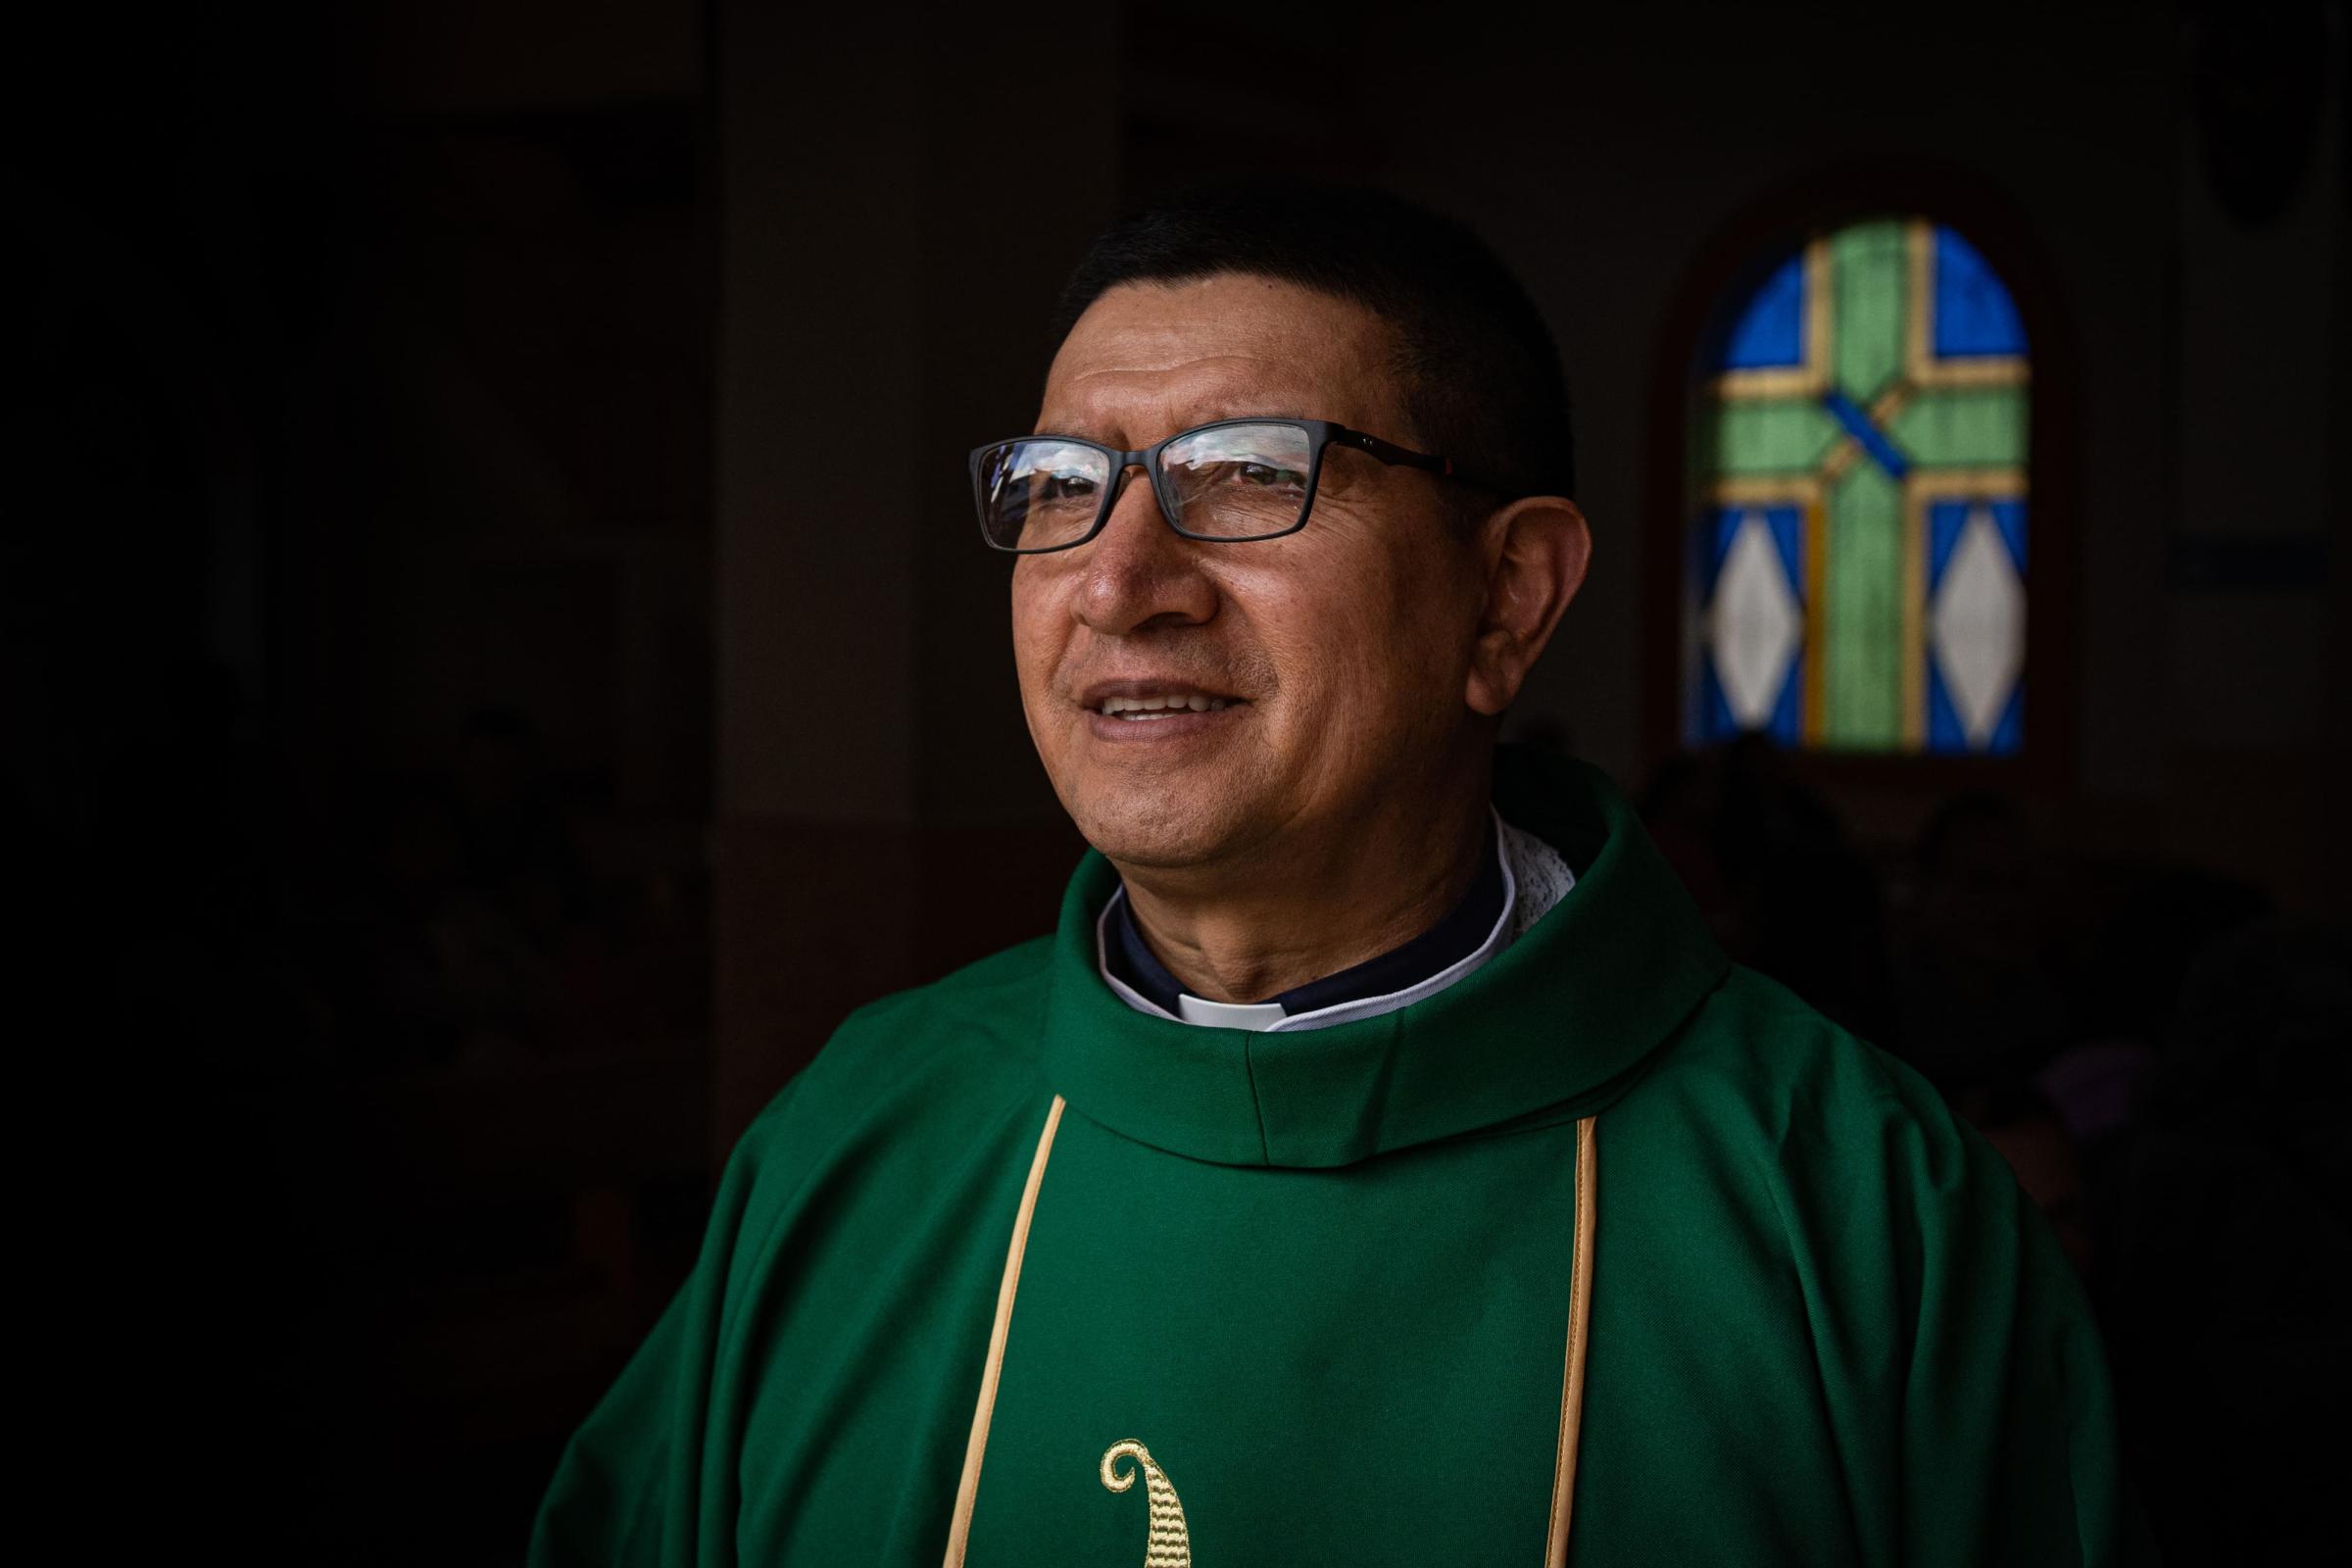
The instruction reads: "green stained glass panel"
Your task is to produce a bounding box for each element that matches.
[1705,400,1842,475]
[1822,464,1903,748]
[1832,220,1906,402]
[1888,388,2029,468]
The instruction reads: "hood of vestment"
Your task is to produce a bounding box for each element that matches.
[1040,745,1732,1168]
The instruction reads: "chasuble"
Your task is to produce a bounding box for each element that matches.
[531,748,2143,1566]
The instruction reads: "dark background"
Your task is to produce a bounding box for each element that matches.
[17,1,2346,1560]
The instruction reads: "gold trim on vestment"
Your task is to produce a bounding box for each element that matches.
[941,1094,1066,1567]
[1544,1115,1600,1567]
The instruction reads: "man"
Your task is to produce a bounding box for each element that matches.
[533,184,2144,1565]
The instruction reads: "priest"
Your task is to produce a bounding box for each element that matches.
[532,183,2146,1565]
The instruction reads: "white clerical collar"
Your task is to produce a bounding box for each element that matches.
[1095,808,1575,1034]
[1175,995,1290,1029]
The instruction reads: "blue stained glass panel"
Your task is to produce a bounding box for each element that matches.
[1986,680,2024,753]
[1697,647,1805,746]
[1766,645,1803,742]
[1932,227,2028,359]
[1822,388,1912,478]
[1764,504,1803,589]
[1707,506,1744,580]
[1928,663,2024,756]
[1925,659,1968,752]
[1716,251,1806,369]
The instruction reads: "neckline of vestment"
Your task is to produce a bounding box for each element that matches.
[1037,746,1732,1169]
[1099,808,1530,1031]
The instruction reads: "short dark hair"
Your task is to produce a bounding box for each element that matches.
[1048,181,1576,505]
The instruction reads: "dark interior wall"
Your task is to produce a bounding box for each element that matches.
[296,10,721,1552]
[22,3,720,1559]
[711,1,1117,1147]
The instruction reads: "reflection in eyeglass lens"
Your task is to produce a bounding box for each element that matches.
[989,440,1109,547]
[1161,423,1312,538]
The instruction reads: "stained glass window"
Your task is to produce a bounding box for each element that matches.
[1688,218,2031,756]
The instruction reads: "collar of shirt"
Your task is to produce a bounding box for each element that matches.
[1098,809,1518,1033]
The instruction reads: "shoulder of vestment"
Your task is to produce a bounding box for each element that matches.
[721,934,1060,1192]
[1636,961,2002,1202]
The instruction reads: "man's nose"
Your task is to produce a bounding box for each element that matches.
[1069,468,1219,636]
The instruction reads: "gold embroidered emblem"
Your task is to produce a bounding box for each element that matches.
[1099,1439,1192,1566]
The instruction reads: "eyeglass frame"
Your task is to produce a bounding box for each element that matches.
[966,416,1518,554]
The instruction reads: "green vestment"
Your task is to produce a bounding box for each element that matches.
[531,749,2147,1565]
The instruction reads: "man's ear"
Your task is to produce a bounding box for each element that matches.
[1465,496,1592,716]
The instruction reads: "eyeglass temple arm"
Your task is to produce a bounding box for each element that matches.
[1333,426,1522,498]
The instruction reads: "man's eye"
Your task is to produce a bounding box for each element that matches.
[1040,472,1098,500]
[1235,462,1298,486]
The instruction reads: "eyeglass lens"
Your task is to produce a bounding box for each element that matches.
[977,422,1316,550]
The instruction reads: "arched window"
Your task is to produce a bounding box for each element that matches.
[1685,218,2031,756]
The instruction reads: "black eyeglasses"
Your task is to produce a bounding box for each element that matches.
[968,417,1512,554]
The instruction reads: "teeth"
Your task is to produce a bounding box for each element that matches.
[1101,694,1231,715]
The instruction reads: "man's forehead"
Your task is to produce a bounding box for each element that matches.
[1037,359,1327,440]
[1038,276,1399,441]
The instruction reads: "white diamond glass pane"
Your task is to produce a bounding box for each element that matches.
[1709,513,1803,729]
[1930,505,2026,748]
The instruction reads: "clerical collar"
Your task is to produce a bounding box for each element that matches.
[1098,808,1568,1034]
[1047,750,1728,1167]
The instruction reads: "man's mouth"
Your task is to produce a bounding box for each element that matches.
[1081,683,1245,722]
[1099,693,1233,720]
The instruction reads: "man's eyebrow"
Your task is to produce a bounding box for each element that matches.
[1029,401,1315,443]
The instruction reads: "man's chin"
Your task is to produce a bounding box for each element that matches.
[1076,819,1226,872]
[1046,730,1290,869]
[1067,795,1259,875]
